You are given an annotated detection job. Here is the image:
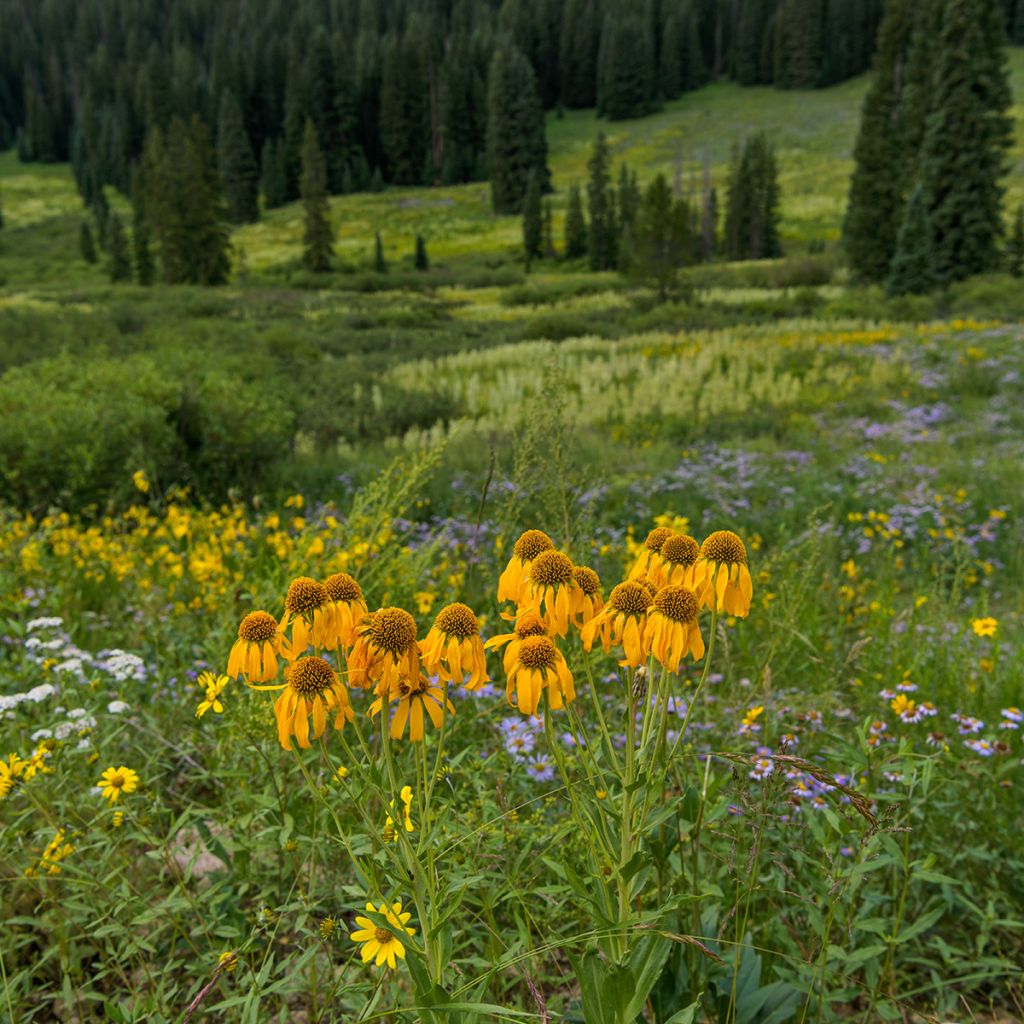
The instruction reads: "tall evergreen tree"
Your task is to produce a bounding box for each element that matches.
[912,0,1012,285]
[307,28,346,193]
[131,168,155,286]
[300,120,333,273]
[560,0,600,108]
[725,133,782,259]
[374,231,387,272]
[522,169,543,267]
[886,184,937,294]
[261,138,289,209]
[414,234,429,271]
[587,133,618,270]
[843,0,914,283]
[598,11,657,119]
[736,0,778,84]
[1008,205,1024,278]
[774,0,825,88]
[218,91,260,224]
[107,214,131,282]
[80,220,98,264]
[627,173,697,300]
[565,183,588,258]
[486,45,550,214]
[380,35,429,186]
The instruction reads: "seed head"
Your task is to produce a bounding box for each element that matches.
[661,534,700,568]
[286,656,336,697]
[654,585,699,623]
[572,566,601,597]
[514,612,547,640]
[513,529,554,562]
[324,572,363,604]
[530,550,574,587]
[434,602,479,639]
[644,527,675,552]
[238,610,278,643]
[609,582,650,616]
[285,577,329,615]
[369,607,417,654]
[518,635,558,670]
[701,530,747,565]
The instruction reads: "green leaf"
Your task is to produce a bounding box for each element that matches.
[663,999,701,1024]
[625,933,673,1020]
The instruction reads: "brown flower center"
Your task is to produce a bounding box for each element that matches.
[644,526,674,552]
[434,602,479,639]
[324,572,363,604]
[285,576,329,615]
[661,534,700,567]
[518,635,558,670]
[513,529,554,561]
[572,566,601,597]
[609,582,651,616]
[701,530,747,566]
[654,585,699,623]
[529,550,574,587]
[287,656,336,697]
[369,607,417,654]
[514,612,547,640]
[238,610,278,643]
[374,928,392,944]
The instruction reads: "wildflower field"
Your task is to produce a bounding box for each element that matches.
[2,56,1024,1024]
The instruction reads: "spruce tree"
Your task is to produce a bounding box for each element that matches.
[544,200,556,258]
[374,232,387,272]
[107,214,132,282]
[300,120,333,273]
[486,45,550,214]
[131,168,155,286]
[560,0,600,108]
[308,28,346,193]
[587,133,617,270]
[80,220,98,263]
[914,0,1012,285]
[380,35,429,186]
[414,234,429,271]
[725,133,782,260]
[844,0,915,283]
[597,11,656,120]
[565,182,588,258]
[218,91,260,224]
[1008,205,1024,277]
[628,173,696,301]
[522,169,543,267]
[774,0,825,89]
[261,139,289,209]
[887,185,937,295]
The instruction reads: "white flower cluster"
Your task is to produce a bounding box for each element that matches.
[32,706,98,748]
[0,683,59,715]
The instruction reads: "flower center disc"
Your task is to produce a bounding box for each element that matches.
[513,529,554,561]
[610,582,651,616]
[239,610,278,643]
[701,530,747,565]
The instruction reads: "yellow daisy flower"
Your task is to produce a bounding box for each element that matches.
[505,635,575,716]
[227,611,282,683]
[257,656,355,750]
[484,611,548,675]
[370,673,456,741]
[384,785,415,839]
[628,527,675,581]
[971,617,998,638]
[348,607,420,696]
[97,765,140,804]
[349,901,416,970]
[40,828,75,875]
[571,565,605,629]
[519,550,583,637]
[694,531,753,617]
[580,581,651,666]
[497,529,554,604]
[279,577,335,652]
[653,534,701,588]
[643,586,704,671]
[419,603,488,688]
[195,672,230,718]
[0,753,25,800]
[323,572,368,649]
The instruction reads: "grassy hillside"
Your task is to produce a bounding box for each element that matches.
[1,50,1022,284]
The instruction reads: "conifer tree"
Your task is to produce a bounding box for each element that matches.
[587,133,617,270]
[107,214,131,282]
[380,35,429,186]
[736,0,777,84]
[886,185,937,295]
[628,173,696,301]
[414,234,429,271]
[774,0,824,89]
[131,168,155,286]
[725,133,782,260]
[844,0,914,282]
[218,91,259,224]
[522,169,543,267]
[308,28,346,193]
[565,182,588,258]
[913,0,1012,285]
[560,0,600,108]
[374,231,387,272]
[300,120,333,273]
[1008,205,1024,277]
[486,45,550,214]
[80,220,98,263]
[597,11,656,120]
[261,139,289,209]
[543,200,556,258]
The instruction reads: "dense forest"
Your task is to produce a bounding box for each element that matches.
[0,0,920,205]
